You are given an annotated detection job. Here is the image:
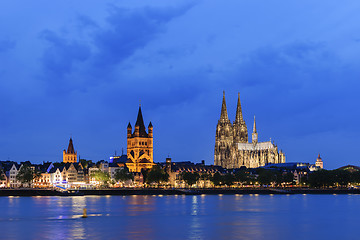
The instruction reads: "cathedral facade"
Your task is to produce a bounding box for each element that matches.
[126,105,155,172]
[214,92,285,169]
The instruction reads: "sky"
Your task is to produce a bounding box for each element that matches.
[1,1,360,169]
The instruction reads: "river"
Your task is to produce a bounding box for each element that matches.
[0,194,358,239]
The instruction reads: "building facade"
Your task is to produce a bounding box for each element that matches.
[126,106,155,172]
[63,138,77,163]
[214,92,285,169]
[164,158,225,188]
[315,154,324,169]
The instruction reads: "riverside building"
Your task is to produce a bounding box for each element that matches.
[126,105,155,172]
[214,92,285,169]
[63,138,77,163]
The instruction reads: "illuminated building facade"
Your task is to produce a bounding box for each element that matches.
[63,138,77,163]
[126,106,155,172]
[315,154,324,169]
[215,92,285,169]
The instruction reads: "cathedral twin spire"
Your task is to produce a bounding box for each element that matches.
[219,91,249,143]
[220,91,244,122]
[220,91,230,122]
[235,93,245,124]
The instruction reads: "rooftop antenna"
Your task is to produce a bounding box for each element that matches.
[122,148,124,155]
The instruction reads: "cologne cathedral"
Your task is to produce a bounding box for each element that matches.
[214,92,285,169]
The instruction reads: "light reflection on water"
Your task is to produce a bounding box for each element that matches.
[0,194,359,239]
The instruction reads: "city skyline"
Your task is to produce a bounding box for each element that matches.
[1,1,360,169]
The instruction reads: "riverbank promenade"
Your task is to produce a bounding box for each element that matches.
[1,188,360,196]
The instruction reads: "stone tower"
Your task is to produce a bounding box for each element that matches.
[126,105,155,172]
[233,93,248,144]
[63,138,77,163]
[315,154,323,169]
[214,91,235,169]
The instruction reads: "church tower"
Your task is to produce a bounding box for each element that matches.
[233,93,248,143]
[214,91,234,168]
[63,138,77,163]
[252,116,258,144]
[315,154,323,169]
[126,105,155,172]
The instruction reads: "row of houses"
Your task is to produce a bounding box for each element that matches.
[0,156,324,188]
[0,160,127,188]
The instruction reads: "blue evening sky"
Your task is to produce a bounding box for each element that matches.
[1,1,360,169]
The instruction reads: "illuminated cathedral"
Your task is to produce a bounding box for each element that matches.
[126,105,155,172]
[214,92,285,169]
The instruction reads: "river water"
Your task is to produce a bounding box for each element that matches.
[0,194,358,239]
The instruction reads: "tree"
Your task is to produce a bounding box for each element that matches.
[210,172,223,187]
[146,165,169,186]
[235,170,250,185]
[114,168,134,184]
[223,173,235,187]
[79,159,94,169]
[333,170,351,187]
[257,170,276,186]
[16,165,40,187]
[282,172,294,185]
[351,171,360,184]
[274,172,283,186]
[200,173,211,181]
[181,172,200,187]
[91,170,111,186]
[0,168,5,180]
[307,170,334,188]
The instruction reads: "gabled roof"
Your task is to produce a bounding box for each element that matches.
[109,162,121,167]
[48,168,58,174]
[112,155,129,164]
[165,161,226,173]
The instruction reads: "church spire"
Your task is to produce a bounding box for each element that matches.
[220,91,229,121]
[67,138,75,154]
[252,115,258,144]
[135,105,148,137]
[235,92,244,123]
[233,92,248,143]
[253,115,257,133]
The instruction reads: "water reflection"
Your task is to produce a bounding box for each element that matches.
[122,195,155,239]
[188,196,204,239]
[1,195,360,239]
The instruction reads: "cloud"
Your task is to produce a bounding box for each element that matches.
[216,41,360,138]
[39,30,91,93]
[38,4,195,95]
[93,5,193,67]
[232,42,335,90]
